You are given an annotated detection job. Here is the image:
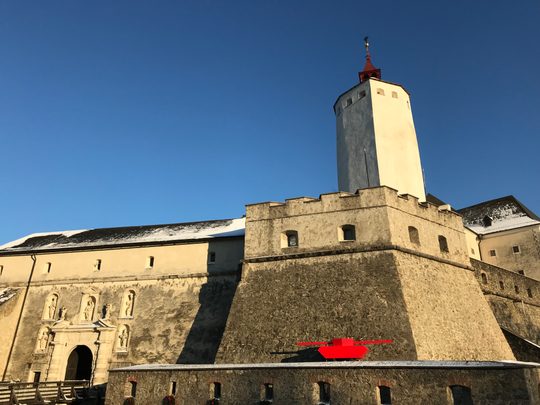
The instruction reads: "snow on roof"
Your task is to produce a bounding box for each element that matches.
[110,360,540,373]
[458,196,540,235]
[0,218,245,253]
[0,288,17,305]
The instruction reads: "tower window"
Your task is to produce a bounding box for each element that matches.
[514,285,520,294]
[358,90,366,99]
[499,280,505,290]
[208,251,216,263]
[489,250,496,257]
[317,382,330,405]
[512,245,521,254]
[44,262,52,274]
[518,270,525,275]
[146,256,154,269]
[408,226,420,245]
[376,88,385,96]
[471,248,475,255]
[346,98,352,106]
[282,231,299,248]
[481,273,488,284]
[527,288,533,298]
[170,381,177,395]
[438,235,449,253]
[378,386,392,404]
[449,385,473,405]
[211,382,221,401]
[130,381,137,398]
[391,91,398,99]
[94,259,102,271]
[0,265,3,276]
[339,225,356,241]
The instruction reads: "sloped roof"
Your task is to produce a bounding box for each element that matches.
[0,218,245,254]
[458,196,540,235]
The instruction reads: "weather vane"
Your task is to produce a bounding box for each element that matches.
[364,36,370,56]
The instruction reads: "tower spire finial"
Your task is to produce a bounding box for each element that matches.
[358,36,381,83]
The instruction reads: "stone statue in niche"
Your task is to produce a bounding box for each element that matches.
[102,303,112,320]
[47,295,58,319]
[58,306,67,321]
[83,298,95,321]
[37,329,48,351]
[118,327,129,349]
[124,293,134,317]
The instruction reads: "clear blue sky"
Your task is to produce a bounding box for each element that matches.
[1,1,539,244]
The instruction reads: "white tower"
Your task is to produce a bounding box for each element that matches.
[335,39,426,201]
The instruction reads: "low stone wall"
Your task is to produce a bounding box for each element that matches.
[106,361,540,405]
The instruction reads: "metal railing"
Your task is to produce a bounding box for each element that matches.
[0,380,89,404]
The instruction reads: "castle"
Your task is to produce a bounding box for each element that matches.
[0,41,539,404]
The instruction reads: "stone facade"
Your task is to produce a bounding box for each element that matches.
[106,362,540,405]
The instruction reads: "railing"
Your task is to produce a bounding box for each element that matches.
[0,380,89,404]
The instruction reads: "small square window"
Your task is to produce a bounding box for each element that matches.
[346,98,352,106]
[94,259,102,271]
[208,251,216,263]
[471,248,475,255]
[391,91,398,99]
[146,256,155,269]
[376,88,385,95]
[518,270,525,275]
[489,250,496,257]
[512,245,520,254]
[358,90,366,99]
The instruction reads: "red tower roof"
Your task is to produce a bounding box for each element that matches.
[358,36,381,83]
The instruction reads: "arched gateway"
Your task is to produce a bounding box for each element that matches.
[64,345,93,381]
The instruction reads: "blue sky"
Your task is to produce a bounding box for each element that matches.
[1,1,539,244]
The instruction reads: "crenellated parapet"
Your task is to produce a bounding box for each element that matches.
[245,186,468,264]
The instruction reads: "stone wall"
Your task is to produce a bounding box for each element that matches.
[105,362,540,405]
[0,288,23,379]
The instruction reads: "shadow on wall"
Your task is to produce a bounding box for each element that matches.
[273,347,325,363]
[176,240,241,364]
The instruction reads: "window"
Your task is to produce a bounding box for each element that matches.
[43,262,52,274]
[261,383,273,403]
[438,235,449,253]
[130,381,137,398]
[211,382,221,401]
[527,288,533,298]
[391,91,398,99]
[482,215,493,227]
[518,270,525,275]
[339,225,356,241]
[146,256,154,269]
[489,250,496,257]
[408,226,420,245]
[471,248,475,255]
[514,285,520,294]
[94,259,102,271]
[317,382,330,405]
[481,273,488,284]
[449,385,473,405]
[170,381,177,395]
[376,88,385,96]
[33,371,41,383]
[512,245,521,254]
[346,98,352,106]
[208,251,216,263]
[358,90,366,99]
[499,280,505,290]
[378,386,391,405]
[1,265,4,276]
[282,231,298,248]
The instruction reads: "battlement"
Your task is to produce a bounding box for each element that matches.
[247,186,462,228]
[244,187,469,263]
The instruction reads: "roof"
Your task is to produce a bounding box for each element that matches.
[0,218,245,254]
[458,196,540,235]
[110,360,540,373]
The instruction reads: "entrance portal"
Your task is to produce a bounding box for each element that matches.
[64,345,93,381]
